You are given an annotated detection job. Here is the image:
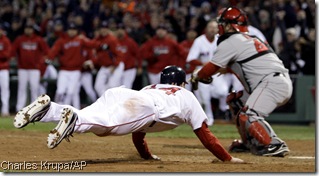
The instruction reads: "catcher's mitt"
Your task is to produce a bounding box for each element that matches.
[190,70,213,90]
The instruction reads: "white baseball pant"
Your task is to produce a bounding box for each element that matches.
[0,69,10,115]
[72,72,97,109]
[55,70,81,105]
[39,65,58,95]
[16,69,40,111]
[122,68,137,89]
[94,62,124,96]
[148,73,161,85]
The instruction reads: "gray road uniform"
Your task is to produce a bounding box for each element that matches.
[211,32,293,148]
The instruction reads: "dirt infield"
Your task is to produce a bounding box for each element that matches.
[0,130,315,173]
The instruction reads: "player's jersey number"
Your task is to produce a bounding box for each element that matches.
[244,35,268,53]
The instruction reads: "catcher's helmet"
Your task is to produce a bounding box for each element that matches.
[217,7,248,35]
[160,65,187,85]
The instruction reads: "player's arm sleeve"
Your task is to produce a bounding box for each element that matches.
[132,132,153,159]
[47,39,62,60]
[194,122,232,162]
[39,38,49,56]
[140,41,154,61]
[2,39,12,60]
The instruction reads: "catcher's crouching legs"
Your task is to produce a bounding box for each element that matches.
[230,109,289,157]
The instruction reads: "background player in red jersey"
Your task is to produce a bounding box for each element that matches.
[11,23,49,112]
[0,24,12,116]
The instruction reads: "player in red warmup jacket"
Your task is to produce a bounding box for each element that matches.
[12,24,49,112]
[93,21,124,96]
[47,23,100,106]
[14,65,245,164]
[140,25,186,84]
[0,25,12,116]
[116,27,140,89]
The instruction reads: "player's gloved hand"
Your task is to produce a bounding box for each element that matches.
[190,69,213,90]
[44,59,52,65]
[83,60,94,70]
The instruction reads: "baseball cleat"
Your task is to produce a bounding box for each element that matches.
[13,94,51,128]
[256,143,290,157]
[47,107,77,149]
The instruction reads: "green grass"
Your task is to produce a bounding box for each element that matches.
[1,117,315,140]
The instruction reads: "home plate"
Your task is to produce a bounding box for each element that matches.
[289,156,315,159]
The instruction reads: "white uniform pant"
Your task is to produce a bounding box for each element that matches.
[148,72,161,85]
[194,74,229,124]
[94,62,124,97]
[122,68,137,89]
[55,70,81,106]
[39,65,58,95]
[41,88,156,136]
[223,73,244,92]
[16,69,40,111]
[0,69,10,115]
[72,72,97,109]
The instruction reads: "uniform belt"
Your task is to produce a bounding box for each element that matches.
[273,72,285,77]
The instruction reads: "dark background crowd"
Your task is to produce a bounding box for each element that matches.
[0,0,316,76]
[0,0,316,115]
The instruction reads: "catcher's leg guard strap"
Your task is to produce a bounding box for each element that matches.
[237,113,249,144]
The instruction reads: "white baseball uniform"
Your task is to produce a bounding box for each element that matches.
[210,33,292,117]
[94,62,125,97]
[72,71,97,109]
[0,69,9,115]
[40,84,207,135]
[248,25,267,42]
[39,64,58,95]
[186,34,240,125]
[16,69,41,111]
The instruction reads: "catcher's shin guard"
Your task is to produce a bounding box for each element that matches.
[236,108,273,146]
[248,120,271,145]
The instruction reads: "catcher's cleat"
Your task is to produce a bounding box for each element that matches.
[13,94,51,128]
[255,142,290,157]
[228,139,250,153]
[47,107,77,149]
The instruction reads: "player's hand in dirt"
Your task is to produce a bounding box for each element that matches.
[149,154,161,161]
[229,157,245,163]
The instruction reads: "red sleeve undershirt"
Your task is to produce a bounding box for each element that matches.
[197,62,220,79]
[194,122,232,161]
[132,122,232,162]
[132,132,152,159]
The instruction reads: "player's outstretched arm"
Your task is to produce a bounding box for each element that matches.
[132,132,160,160]
[194,122,245,163]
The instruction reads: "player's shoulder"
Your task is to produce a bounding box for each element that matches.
[194,35,206,42]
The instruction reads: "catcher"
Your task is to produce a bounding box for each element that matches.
[14,65,244,163]
[191,7,292,157]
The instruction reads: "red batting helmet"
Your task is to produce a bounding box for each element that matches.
[217,7,248,35]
